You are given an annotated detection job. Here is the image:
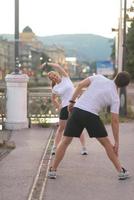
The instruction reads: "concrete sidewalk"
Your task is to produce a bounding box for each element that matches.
[44,122,134,200]
[0,122,133,200]
[0,127,53,200]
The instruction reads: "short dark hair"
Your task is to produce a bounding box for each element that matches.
[114,71,130,88]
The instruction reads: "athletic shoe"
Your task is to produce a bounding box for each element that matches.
[47,167,57,179]
[51,146,56,155]
[118,167,130,180]
[81,147,88,155]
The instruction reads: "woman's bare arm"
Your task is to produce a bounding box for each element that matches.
[42,62,68,77]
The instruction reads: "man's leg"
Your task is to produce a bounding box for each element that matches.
[51,136,73,170]
[97,137,122,172]
[97,137,130,179]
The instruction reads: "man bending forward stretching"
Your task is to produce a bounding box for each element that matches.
[48,71,130,180]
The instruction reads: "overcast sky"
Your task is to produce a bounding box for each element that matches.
[0,0,132,38]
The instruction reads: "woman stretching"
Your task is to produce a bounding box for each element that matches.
[42,62,88,155]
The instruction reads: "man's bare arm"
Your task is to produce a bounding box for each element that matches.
[68,78,91,112]
[111,112,119,155]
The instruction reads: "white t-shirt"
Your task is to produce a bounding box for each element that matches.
[74,75,120,115]
[52,76,74,108]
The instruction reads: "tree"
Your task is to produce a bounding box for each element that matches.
[110,40,115,62]
[126,20,134,79]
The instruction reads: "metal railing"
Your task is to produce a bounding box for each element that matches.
[0,92,6,129]
[0,89,59,128]
[27,90,59,127]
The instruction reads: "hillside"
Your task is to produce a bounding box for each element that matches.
[38,34,113,62]
[1,33,113,62]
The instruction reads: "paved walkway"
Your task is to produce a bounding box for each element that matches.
[0,122,133,200]
[44,122,134,200]
[0,127,53,200]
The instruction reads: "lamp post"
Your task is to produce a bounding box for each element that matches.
[111,28,119,71]
[118,0,123,73]
[119,0,127,116]
[122,0,127,70]
[14,0,20,74]
[5,0,29,130]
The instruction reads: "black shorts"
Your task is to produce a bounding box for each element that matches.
[64,107,108,138]
[59,106,69,120]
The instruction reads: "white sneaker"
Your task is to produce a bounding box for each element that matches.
[51,146,56,155]
[118,167,130,180]
[47,167,57,179]
[81,147,88,155]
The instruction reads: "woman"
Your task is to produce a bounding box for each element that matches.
[42,62,88,155]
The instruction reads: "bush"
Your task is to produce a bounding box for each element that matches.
[100,105,134,124]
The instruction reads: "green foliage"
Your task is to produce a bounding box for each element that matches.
[127,105,134,119]
[110,40,115,61]
[38,122,52,128]
[110,22,134,80]
[28,80,49,87]
[100,105,134,125]
[126,21,134,79]
[99,112,111,124]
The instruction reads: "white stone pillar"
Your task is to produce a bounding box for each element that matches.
[5,74,29,130]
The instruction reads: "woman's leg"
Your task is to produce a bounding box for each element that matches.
[79,132,88,155]
[80,132,86,147]
[53,119,67,147]
[52,119,67,155]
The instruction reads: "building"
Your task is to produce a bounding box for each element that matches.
[20,26,65,64]
[0,26,66,81]
[0,38,9,79]
[20,26,44,50]
[44,45,65,65]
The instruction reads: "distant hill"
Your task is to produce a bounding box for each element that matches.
[0,34,14,41]
[38,34,113,62]
[0,33,113,62]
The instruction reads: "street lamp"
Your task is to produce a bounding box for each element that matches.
[122,0,127,71]
[111,28,119,71]
[14,0,20,74]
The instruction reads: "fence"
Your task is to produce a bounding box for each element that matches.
[0,92,6,129]
[0,89,59,128]
[27,90,59,127]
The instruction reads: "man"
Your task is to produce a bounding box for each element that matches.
[48,71,130,180]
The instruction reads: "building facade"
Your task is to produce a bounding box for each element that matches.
[0,26,66,81]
